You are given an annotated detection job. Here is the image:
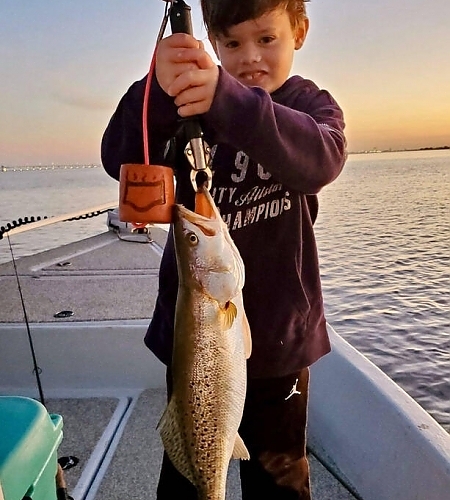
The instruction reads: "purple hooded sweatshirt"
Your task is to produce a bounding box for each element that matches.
[101,67,346,378]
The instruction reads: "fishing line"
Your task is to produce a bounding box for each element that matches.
[7,235,78,499]
[6,233,46,406]
[143,0,173,164]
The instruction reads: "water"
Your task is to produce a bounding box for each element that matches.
[1,152,449,432]
[315,150,450,431]
[0,166,118,259]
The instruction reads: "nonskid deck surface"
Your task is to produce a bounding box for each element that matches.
[46,397,120,493]
[49,390,356,500]
[0,229,167,323]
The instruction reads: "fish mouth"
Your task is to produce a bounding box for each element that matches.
[174,187,245,290]
[174,187,220,236]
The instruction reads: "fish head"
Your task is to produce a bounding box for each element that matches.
[173,188,245,304]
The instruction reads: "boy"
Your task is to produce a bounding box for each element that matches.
[101,1,346,498]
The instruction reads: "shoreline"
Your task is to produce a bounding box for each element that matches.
[349,146,449,155]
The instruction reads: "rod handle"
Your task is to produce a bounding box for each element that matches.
[169,0,193,35]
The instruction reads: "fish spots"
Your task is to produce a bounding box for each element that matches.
[169,188,248,498]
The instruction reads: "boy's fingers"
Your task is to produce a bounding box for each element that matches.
[173,62,199,77]
[173,47,210,65]
[174,85,206,107]
[177,98,211,118]
[196,51,215,70]
[170,64,219,95]
[178,103,202,118]
[168,69,205,97]
[165,33,200,49]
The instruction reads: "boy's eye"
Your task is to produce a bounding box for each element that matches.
[260,36,275,45]
[225,40,239,49]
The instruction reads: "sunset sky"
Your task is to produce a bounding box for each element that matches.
[1,0,449,166]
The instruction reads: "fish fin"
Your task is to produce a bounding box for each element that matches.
[222,301,238,330]
[242,310,252,359]
[232,432,250,460]
[233,293,252,358]
[158,398,196,485]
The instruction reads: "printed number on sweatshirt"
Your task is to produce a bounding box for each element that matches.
[231,152,272,183]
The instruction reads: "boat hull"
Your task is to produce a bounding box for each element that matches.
[1,230,449,498]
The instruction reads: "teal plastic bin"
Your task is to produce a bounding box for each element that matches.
[0,397,63,500]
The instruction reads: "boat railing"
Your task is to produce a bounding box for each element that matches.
[0,202,117,240]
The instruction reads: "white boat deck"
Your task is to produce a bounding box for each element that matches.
[0,229,358,499]
[46,392,356,500]
[0,229,166,324]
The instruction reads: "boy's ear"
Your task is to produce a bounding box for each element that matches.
[294,17,309,50]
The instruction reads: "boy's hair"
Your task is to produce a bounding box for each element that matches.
[200,0,309,36]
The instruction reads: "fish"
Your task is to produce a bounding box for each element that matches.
[158,187,252,500]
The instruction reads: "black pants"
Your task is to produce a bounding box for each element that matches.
[157,369,311,500]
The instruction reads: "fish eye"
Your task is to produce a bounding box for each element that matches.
[187,232,199,246]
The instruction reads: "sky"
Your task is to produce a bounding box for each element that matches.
[1,0,449,166]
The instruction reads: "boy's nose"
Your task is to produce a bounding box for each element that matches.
[240,45,262,64]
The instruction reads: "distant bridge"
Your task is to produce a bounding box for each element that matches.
[1,164,100,172]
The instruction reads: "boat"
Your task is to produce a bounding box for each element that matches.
[1,207,449,500]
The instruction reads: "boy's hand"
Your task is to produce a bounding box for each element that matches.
[156,33,219,117]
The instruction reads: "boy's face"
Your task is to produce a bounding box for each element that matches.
[210,8,308,94]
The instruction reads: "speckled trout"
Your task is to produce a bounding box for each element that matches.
[158,187,252,500]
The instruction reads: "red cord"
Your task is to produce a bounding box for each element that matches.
[131,47,157,230]
[130,7,170,229]
[142,47,158,165]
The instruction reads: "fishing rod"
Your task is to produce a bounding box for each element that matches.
[119,0,212,225]
[6,235,46,406]
[1,191,111,500]
[168,0,213,195]
[6,235,77,500]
